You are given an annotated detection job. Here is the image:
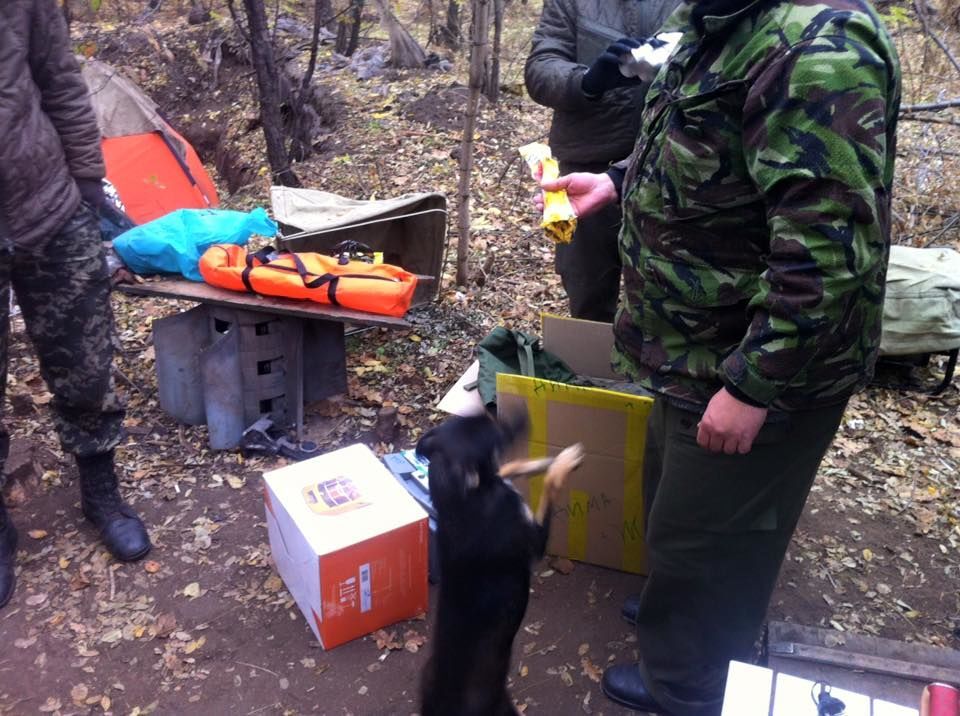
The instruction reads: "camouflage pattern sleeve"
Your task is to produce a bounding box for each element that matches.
[719,31,899,406]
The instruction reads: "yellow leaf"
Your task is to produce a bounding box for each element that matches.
[101,696,111,711]
[226,475,245,490]
[58,556,70,569]
[28,529,48,539]
[184,636,206,654]
[183,582,201,599]
[144,560,161,574]
[862,548,874,562]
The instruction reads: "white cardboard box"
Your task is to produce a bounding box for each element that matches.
[722,661,920,716]
[263,443,429,649]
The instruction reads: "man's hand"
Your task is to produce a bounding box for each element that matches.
[581,38,645,99]
[697,387,768,454]
[76,178,106,211]
[536,172,618,219]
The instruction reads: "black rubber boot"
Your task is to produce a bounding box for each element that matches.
[0,495,18,608]
[77,451,151,562]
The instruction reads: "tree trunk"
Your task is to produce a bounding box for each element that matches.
[240,0,300,186]
[336,0,364,56]
[288,0,328,162]
[318,0,334,30]
[485,0,504,102]
[374,0,427,67]
[455,0,491,286]
[432,0,461,49]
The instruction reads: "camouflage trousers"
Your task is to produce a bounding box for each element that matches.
[0,206,124,485]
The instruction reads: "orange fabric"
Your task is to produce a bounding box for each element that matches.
[199,244,418,318]
[102,132,219,224]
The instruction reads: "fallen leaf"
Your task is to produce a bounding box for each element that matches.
[183,636,206,654]
[182,582,201,599]
[373,629,402,651]
[581,656,603,683]
[403,630,425,653]
[14,636,37,649]
[100,629,123,644]
[226,475,245,489]
[69,573,91,591]
[153,613,177,638]
[38,697,62,713]
[101,695,111,711]
[71,684,89,704]
[862,548,874,562]
[144,560,161,574]
[577,643,590,656]
[27,529,48,539]
[25,592,47,606]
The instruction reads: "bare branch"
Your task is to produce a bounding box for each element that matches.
[899,114,960,127]
[901,99,960,113]
[225,0,252,44]
[913,0,960,76]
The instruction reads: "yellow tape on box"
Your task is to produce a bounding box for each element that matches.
[496,371,653,574]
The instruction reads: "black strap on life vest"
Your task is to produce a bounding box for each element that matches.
[239,248,399,307]
[239,248,340,305]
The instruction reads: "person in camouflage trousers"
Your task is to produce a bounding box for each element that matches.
[524,0,679,322]
[539,0,901,711]
[0,0,152,609]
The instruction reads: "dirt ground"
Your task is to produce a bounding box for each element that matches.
[0,451,646,715]
[1,0,960,713]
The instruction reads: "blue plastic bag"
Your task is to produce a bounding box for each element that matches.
[113,208,278,281]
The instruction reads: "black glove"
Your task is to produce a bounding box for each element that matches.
[581,37,645,100]
[76,178,106,211]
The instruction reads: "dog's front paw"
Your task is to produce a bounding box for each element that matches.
[545,443,584,494]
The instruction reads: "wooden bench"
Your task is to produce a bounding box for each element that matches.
[119,279,415,449]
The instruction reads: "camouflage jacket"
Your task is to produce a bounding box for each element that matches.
[612,0,901,411]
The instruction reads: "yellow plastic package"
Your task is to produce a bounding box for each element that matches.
[518,142,577,244]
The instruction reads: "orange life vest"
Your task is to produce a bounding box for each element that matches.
[199,245,418,318]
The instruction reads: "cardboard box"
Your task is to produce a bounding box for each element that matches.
[263,443,429,649]
[439,315,654,574]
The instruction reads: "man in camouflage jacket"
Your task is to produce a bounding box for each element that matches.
[0,0,152,609]
[540,0,900,711]
[525,0,678,321]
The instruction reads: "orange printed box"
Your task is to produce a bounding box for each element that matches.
[263,443,429,649]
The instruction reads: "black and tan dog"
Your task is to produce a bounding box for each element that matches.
[417,411,583,716]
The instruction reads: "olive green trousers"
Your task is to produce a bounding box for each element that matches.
[636,397,847,716]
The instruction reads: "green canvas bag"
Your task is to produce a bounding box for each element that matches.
[475,327,585,408]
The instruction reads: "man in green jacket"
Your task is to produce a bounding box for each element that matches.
[0,0,152,609]
[540,0,901,711]
[525,0,678,321]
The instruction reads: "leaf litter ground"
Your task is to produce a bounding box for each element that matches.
[0,2,958,713]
